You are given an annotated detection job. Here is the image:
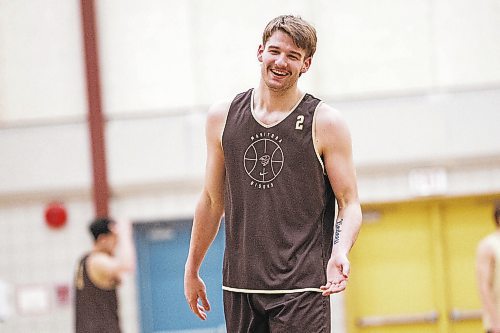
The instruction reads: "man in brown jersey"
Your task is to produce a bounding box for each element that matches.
[74,217,135,333]
[184,15,362,332]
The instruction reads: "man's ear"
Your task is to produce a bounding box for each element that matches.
[257,44,264,62]
[301,56,312,74]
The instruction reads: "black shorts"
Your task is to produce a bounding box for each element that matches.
[223,290,331,333]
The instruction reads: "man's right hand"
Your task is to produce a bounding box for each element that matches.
[184,272,211,320]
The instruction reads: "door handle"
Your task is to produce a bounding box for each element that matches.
[357,311,439,327]
[449,309,482,321]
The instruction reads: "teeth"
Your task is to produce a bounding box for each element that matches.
[271,69,287,76]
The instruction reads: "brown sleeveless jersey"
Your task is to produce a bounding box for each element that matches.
[74,254,120,333]
[221,89,336,292]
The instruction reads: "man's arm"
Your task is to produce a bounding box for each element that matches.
[315,103,362,296]
[477,238,500,331]
[184,101,229,320]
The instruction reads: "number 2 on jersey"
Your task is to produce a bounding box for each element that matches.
[295,115,304,130]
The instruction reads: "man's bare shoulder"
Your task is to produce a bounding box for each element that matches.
[87,252,120,288]
[205,100,232,145]
[207,100,232,125]
[477,234,498,256]
[315,102,347,130]
[88,252,117,271]
[315,102,351,150]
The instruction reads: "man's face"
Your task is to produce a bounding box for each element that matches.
[104,224,118,254]
[257,30,311,92]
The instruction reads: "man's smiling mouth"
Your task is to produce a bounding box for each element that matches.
[270,68,288,77]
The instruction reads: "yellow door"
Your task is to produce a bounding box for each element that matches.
[441,199,495,333]
[346,197,498,333]
[346,202,441,333]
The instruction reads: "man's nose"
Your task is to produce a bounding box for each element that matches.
[275,54,287,67]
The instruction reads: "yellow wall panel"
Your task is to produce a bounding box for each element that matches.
[347,197,499,333]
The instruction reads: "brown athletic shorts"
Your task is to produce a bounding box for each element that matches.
[223,290,331,333]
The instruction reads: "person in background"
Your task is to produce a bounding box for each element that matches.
[184,14,362,332]
[74,217,135,333]
[477,205,500,333]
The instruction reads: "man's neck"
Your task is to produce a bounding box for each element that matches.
[254,82,303,114]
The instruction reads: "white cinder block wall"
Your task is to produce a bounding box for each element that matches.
[1,0,500,332]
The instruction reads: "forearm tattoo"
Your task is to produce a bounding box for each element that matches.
[334,218,343,245]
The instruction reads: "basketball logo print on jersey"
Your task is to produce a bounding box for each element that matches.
[244,132,284,189]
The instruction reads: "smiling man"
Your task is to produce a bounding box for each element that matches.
[184,15,362,332]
